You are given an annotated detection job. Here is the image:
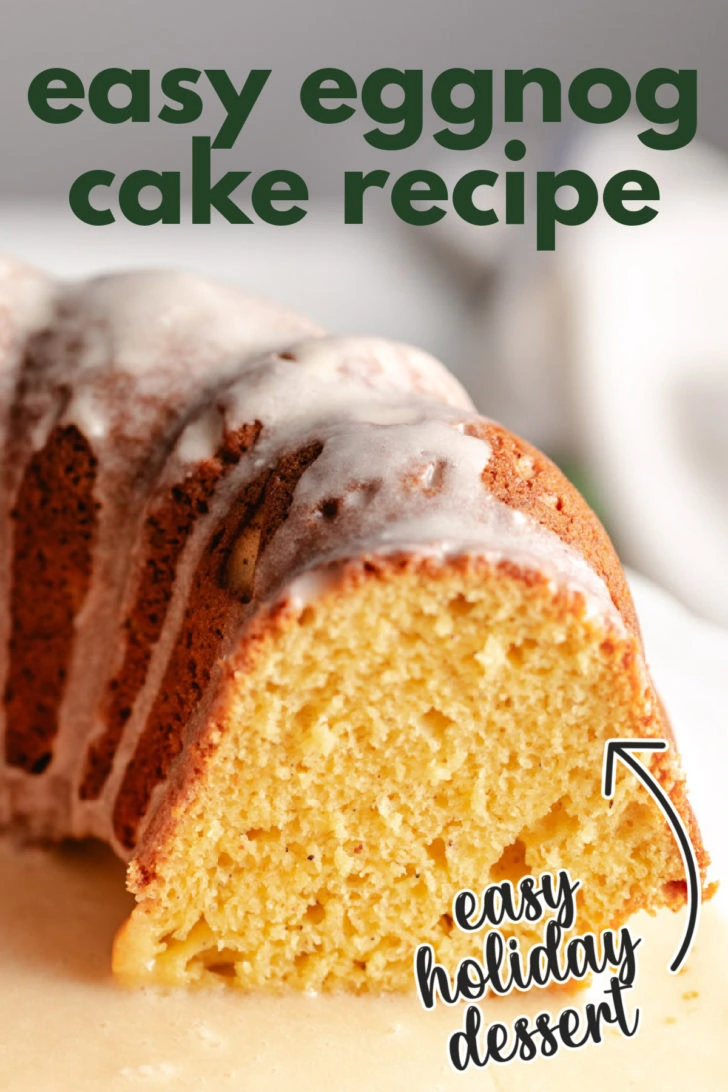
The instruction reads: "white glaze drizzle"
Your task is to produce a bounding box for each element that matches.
[0,270,321,840]
[253,410,621,624]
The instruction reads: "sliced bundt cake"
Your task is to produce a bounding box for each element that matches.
[0,263,708,991]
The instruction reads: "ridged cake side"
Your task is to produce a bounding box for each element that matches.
[0,264,322,837]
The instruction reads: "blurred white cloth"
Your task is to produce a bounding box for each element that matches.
[436,128,728,627]
[563,131,728,627]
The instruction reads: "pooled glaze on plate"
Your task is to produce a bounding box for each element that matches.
[0,835,725,1092]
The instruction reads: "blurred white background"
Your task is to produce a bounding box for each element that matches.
[1,0,726,626]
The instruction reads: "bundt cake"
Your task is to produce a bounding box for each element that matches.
[0,258,708,992]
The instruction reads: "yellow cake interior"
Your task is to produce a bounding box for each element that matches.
[113,560,684,991]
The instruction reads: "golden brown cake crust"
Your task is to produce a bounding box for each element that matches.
[474,421,641,641]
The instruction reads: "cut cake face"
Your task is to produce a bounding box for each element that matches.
[115,553,702,991]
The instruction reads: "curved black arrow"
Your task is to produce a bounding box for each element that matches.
[602,738,701,974]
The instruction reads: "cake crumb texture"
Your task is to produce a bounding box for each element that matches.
[116,557,700,991]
